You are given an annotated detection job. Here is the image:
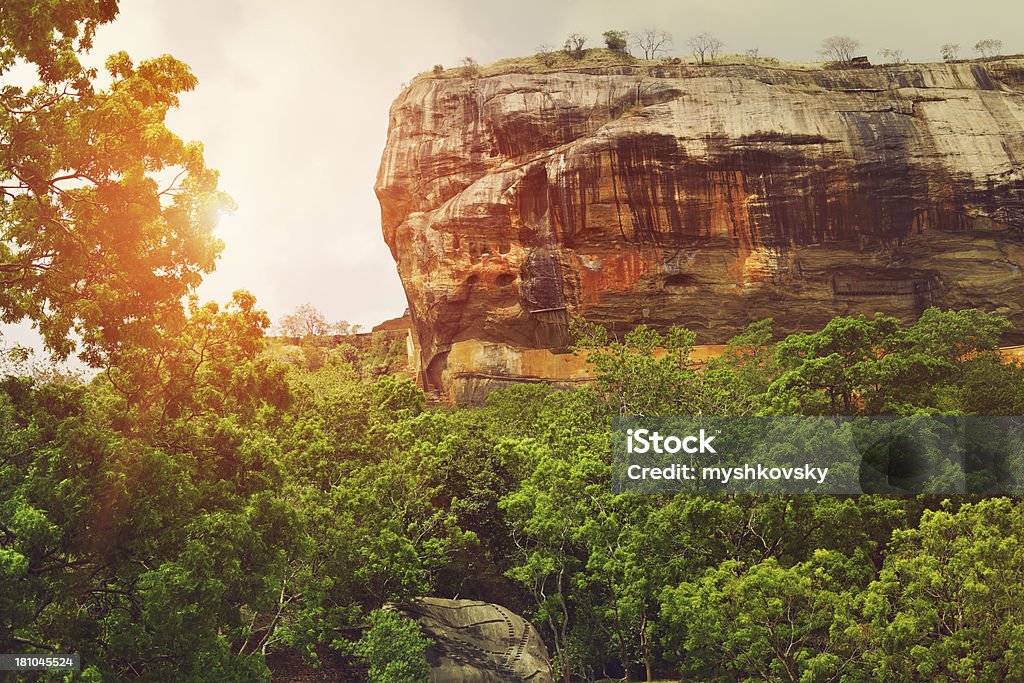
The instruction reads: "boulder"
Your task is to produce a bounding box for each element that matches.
[397,598,553,682]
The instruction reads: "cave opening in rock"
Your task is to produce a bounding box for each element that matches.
[664,273,699,288]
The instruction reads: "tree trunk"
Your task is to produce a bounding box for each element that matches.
[640,612,653,681]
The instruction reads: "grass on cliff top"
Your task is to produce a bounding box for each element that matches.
[417,48,822,80]
[416,48,1024,82]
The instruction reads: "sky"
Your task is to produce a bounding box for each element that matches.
[5,0,1024,346]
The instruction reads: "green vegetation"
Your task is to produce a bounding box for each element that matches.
[419,48,1024,85]
[603,30,630,55]
[4,5,1024,683]
[420,30,1021,83]
[350,610,431,683]
[3,307,1023,681]
[0,2,230,367]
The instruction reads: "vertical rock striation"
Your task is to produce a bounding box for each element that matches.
[376,59,1024,400]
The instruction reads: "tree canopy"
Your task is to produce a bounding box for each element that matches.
[1,1,231,364]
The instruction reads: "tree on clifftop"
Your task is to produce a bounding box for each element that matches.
[878,47,907,65]
[688,32,723,65]
[563,33,587,58]
[819,35,861,63]
[603,30,630,54]
[535,44,558,67]
[633,29,673,60]
[974,38,1004,58]
[0,1,232,365]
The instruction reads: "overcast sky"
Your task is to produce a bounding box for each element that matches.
[17,0,1024,335]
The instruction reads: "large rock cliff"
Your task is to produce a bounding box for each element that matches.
[376,58,1024,401]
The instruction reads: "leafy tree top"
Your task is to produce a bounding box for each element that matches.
[1,2,231,365]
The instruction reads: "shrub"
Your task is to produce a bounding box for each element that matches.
[603,30,629,54]
[353,609,432,683]
[459,56,479,78]
[536,43,558,67]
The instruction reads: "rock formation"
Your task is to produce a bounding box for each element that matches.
[376,58,1024,401]
[397,598,553,682]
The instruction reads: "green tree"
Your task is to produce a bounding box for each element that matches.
[603,30,630,54]
[0,375,301,679]
[269,376,483,660]
[570,320,700,416]
[768,313,903,414]
[98,290,277,435]
[661,551,866,682]
[0,1,117,85]
[1,3,231,364]
[704,318,780,415]
[767,309,1014,415]
[850,499,1024,681]
[500,387,675,681]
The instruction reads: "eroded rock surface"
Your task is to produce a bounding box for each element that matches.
[398,598,553,683]
[376,59,1024,400]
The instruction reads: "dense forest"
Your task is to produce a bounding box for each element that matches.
[4,306,1024,681]
[3,3,1024,682]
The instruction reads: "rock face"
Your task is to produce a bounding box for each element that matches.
[375,58,1024,401]
[398,598,553,683]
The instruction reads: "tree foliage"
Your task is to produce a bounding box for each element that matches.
[351,610,431,683]
[767,309,1015,415]
[3,306,1023,680]
[278,303,325,337]
[1,2,231,364]
[853,499,1024,681]
[602,30,630,55]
